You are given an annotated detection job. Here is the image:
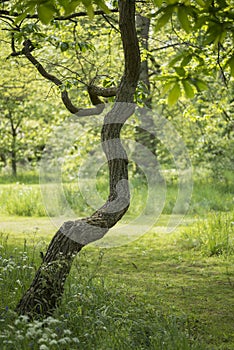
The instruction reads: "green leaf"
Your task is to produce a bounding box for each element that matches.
[195,0,206,7]
[192,79,208,91]
[62,0,81,15]
[227,56,234,77]
[81,0,95,19]
[154,75,176,81]
[14,11,28,25]
[168,82,181,106]
[194,54,204,66]
[177,6,192,33]
[37,3,56,24]
[154,7,173,32]
[174,66,186,76]
[181,54,192,67]
[60,42,69,52]
[153,0,163,6]
[95,0,111,14]
[168,53,184,67]
[193,16,208,30]
[204,23,223,45]
[167,0,178,4]
[86,4,94,19]
[162,81,174,94]
[182,80,195,98]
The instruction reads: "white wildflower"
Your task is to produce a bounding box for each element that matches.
[50,332,57,339]
[16,335,24,341]
[49,340,58,346]
[44,317,60,325]
[38,336,48,344]
[39,345,49,350]
[58,338,69,345]
[72,337,80,343]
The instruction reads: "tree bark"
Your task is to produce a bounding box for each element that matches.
[136,14,151,108]
[11,144,17,177]
[9,113,17,177]
[16,0,140,318]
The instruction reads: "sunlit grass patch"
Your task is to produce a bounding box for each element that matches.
[0,184,46,217]
[0,173,233,349]
[0,218,234,349]
[0,176,233,219]
[178,211,234,257]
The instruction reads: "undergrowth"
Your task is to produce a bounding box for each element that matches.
[0,177,233,217]
[178,211,234,257]
[0,236,206,350]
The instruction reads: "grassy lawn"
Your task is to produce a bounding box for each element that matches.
[0,178,233,349]
[97,231,234,349]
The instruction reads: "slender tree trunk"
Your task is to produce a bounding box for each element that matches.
[16,0,140,318]
[9,113,18,177]
[136,14,151,108]
[135,14,162,181]
[0,153,7,167]
[11,133,17,177]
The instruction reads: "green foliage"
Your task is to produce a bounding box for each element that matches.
[0,243,204,349]
[0,0,233,178]
[177,5,192,33]
[182,79,195,98]
[167,81,181,105]
[0,212,234,349]
[0,174,233,218]
[227,55,234,77]
[151,0,234,104]
[154,6,174,32]
[0,171,39,185]
[37,2,56,24]
[12,0,111,24]
[0,185,46,216]
[179,212,234,257]
[0,34,67,176]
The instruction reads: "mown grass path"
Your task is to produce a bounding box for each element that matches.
[0,213,233,349]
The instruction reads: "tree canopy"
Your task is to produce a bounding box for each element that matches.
[1,0,234,106]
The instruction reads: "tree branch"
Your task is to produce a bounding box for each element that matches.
[22,40,81,114]
[217,43,228,87]
[0,9,118,21]
[18,39,116,116]
[101,13,120,32]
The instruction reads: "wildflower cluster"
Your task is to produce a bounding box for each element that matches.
[0,315,79,349]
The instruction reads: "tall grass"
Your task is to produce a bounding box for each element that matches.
[0,170,39,184]
[0,234,205,350]
[0,176,233,217]
[0,185,46,217]
[178,211,234,257]
[0,178,233,218]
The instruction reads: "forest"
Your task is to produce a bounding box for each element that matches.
[0,0,233,349]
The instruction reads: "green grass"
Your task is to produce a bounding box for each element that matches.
[0,210,233,349]
[0,170,39,185]
[0,172,233,349]
[0,176,233,218]
[178,212,234,257]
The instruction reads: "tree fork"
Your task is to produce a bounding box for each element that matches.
[15,0,140,318]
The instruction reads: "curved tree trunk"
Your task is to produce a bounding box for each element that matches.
[16,0,140,318]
